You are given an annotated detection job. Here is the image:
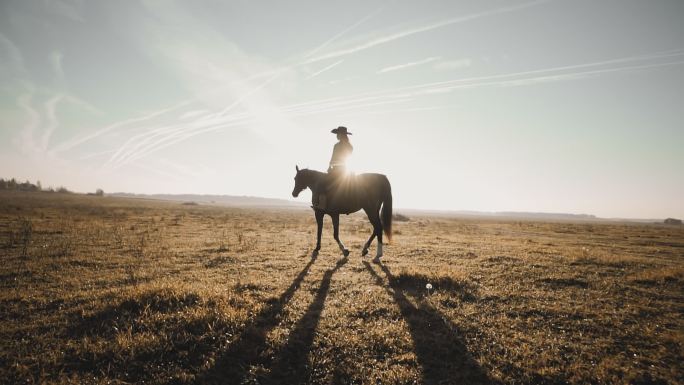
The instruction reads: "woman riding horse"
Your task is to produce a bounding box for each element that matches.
[314,126,353,210]
[292,125,392,260]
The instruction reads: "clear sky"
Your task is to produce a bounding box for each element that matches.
[1,0,682,219]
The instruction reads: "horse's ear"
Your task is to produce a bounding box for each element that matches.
[296,165,299,172]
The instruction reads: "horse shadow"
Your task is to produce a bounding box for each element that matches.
[197,254,320,383]
[363,261,497,385]
[258,256,348,384]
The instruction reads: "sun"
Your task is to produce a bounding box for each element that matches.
[344,158,357,175]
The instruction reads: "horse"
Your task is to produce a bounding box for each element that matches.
[291,166,393,260]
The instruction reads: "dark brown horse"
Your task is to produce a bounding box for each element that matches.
[291,166,392,260]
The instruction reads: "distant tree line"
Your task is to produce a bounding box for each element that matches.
[88,189,105,197]
[0,178,70,193]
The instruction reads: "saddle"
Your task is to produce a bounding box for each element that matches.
[314,172,360,213]
[326,171,355,192]
[329,171,359,194]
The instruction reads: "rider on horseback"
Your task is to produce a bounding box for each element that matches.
[293,127,391,258]
[314,126,353,210]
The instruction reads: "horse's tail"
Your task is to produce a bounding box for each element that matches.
[381,177,393,243]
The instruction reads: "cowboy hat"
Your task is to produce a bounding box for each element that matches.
[331,126,352,135]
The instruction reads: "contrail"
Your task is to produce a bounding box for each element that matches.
[216,70,284,117]
[114,49,684,169]
[106,113,252,169]
[108,72,282,168]
[471,59,684,89]
[52,100,191,153]
[287,98,415,118]
[379,48,684,94]
[344,106,448,117]
[109,119,255,169]
[259,52,684,119]
[64,0,544,162]
[281,94,411,116]
[271,48,684,115]
[302,0,554,65]
[107,70,282,169]
[111,93,412,170]
[103,124,182,170]
[306,60,344,79]
[196,6,383,122]
[378,57,441,73]
[335,58,684,100]
[303,5,385,59]
[104,6,384,169]
[100,0,680,171]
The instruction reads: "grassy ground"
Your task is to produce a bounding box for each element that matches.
[1,191,682,384]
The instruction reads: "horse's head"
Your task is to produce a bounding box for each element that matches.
[292,165,307,197]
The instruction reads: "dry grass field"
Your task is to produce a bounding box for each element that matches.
[1,191,682,384]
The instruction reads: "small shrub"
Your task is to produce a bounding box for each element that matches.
[393,213,410,222]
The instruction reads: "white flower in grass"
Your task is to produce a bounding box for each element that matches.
[426,283,433,290]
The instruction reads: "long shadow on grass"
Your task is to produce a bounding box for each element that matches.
[259,256,348,384]
[198,254,319,383]
[364,261,496,385]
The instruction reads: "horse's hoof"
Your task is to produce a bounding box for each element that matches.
[342,249,350,257]
[362,248,369,257]
[311,249,319,258]
[372,256,382,263]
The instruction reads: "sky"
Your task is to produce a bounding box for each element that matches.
[0,0,683,219]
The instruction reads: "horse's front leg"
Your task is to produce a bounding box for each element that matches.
[331,214,350,257]
[312,210,324,258]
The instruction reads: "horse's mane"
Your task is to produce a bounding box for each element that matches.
[300,168,326,178]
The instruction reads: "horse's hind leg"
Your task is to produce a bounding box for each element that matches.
[312,210,324,257]
[331,214,349,257]
[376,214,384,259]
[362,208,382,258]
